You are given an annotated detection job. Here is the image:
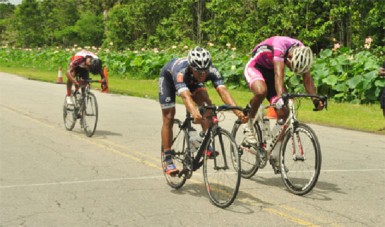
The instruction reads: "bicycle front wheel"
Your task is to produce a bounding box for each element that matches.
[280,123,322,195]
[63,96,76,131]
[203,128,241,208]
[83,92,98,137]
[161,119,188,189]
[231,121,261,179]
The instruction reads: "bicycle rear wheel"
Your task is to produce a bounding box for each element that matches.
[63,96,76,131]
[83,92,98,137]
[231,121,261,179]
[203,128,241,208]
[280,123,322,195]
[161,119,188,189]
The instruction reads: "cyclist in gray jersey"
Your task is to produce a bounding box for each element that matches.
[159,47,248,175]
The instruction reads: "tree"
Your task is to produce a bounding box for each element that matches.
[74,13,104,47]
[13,0,44,47]
[0,2,16,45]
[40,0,79,46]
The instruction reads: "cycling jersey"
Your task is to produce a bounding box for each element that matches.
[251,36,303,68]
[159,58,225,109]
[70,50,99,70]
[244,36,303,101]
[68,50,99,79]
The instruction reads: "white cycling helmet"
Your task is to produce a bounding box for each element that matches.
[188,47,212,70]
[289,46,313,74]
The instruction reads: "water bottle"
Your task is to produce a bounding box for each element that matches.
[189,130,201,152]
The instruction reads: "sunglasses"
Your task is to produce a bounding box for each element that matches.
[193,67,209,74]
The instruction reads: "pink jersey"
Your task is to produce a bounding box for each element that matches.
[244,36,304,89]
[249,36,303,69]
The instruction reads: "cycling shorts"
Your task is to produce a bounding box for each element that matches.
[68,63,90,81]
[244,46,277,102]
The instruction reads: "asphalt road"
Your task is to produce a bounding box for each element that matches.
[1,73,384,227]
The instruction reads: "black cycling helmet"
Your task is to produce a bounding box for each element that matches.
[188,47,212,70]
[89,58,102,74]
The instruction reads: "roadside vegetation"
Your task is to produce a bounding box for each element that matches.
[0,46,384,135]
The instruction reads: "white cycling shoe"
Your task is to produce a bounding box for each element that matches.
[66,96,74,105]
[242,125,258,145]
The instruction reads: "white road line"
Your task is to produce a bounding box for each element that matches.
[1,168,384,190]
[0,175,165,189]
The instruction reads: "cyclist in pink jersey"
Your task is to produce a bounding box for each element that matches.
[65,49,107,105]
[243,36,324,145]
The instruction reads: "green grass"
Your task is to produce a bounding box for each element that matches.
[1,65,384,135]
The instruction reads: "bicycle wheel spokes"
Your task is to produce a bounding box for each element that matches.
[63,96,76,131]
[83,93,98,137]
[162,119,187,189]
[204,129,241,208]
[280,123,321,195]
[231,122,259,179]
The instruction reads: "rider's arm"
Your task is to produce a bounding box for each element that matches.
[273,60,286,97]
[303,70,324,110]
[179,89,202,123]
[66,67,79,85]
[303,70,317,95]
[216,86,247,123]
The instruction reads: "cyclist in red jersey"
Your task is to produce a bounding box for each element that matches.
[243,36,324,145]
[159,47,248,175]
[65,49,107,105]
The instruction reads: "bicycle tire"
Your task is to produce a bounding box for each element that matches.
[231,121,261,179]
[83,92,98,137]
[161,119,188,189]
[279,123,322,195]
[203,128,241,208]
[63,96,76,131]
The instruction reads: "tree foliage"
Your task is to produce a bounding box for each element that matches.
[0,0,384,53]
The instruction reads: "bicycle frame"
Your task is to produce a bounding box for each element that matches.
[255,94,327,155]
[177,105,242,174]
[177,112,214,174]
[73,79,101,113]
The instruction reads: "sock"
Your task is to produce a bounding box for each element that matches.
[163,150,174,163]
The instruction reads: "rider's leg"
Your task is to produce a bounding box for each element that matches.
[243,80,267,144]
[191,88,212,131]
[161,107,179,175]
[65,69,74,96]
[191,88,219,158]
[161,107,175,151]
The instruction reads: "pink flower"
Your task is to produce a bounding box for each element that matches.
[364,37,373,49]
[333,43,340,51]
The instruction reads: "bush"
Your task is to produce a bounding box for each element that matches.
[1,46,384,104]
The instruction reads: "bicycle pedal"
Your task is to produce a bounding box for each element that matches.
[178,168,192,179]
[168,171,180,177]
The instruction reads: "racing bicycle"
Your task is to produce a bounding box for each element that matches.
[232,93,328,195]
[162,104,243,208]
[63,78,102,137]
